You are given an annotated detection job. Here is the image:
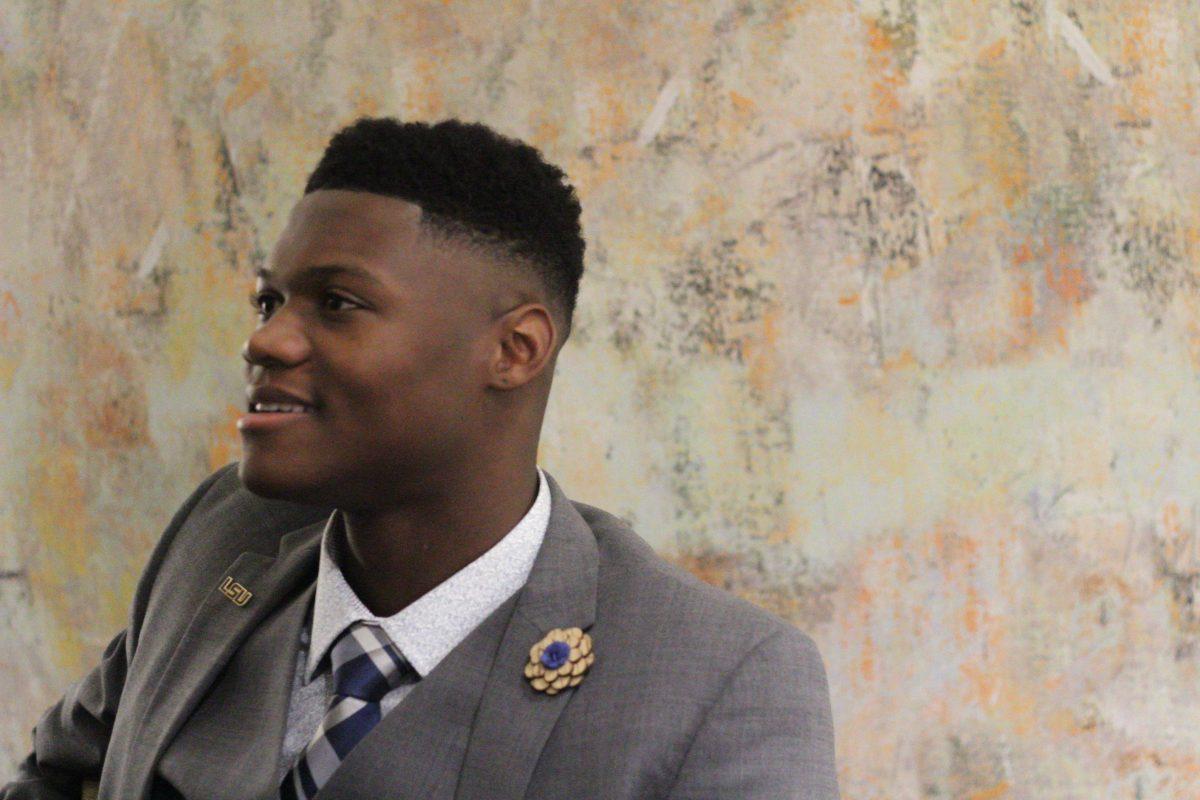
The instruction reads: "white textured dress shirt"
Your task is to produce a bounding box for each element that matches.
[277,469,550,780]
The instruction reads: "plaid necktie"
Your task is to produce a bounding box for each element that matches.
[280,621,416,799]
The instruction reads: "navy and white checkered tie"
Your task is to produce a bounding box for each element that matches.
[280,621,416,799]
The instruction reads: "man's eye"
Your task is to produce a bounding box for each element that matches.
[249,291,281,319]
[321,292,361,312]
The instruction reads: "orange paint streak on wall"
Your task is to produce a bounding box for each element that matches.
[531,119,563,148]
[215,43,267,114]
[588,82,634,142]
[1044,246,1089,307]
[679,192,732,236]
[729,90,755,114]
[208,404,244,472]
[862,18,905,136]
[1012,241,1033,265]
[1159,501,1192,590]
[978,37,1007,64]
[963,38,1030,212]
[351,90,382,118]
[717,89,759,146]
[1005,232,1092,358]
[1115,746,1200,779]
[856,584,876,681]
[0,290,20,340]
[404,57,447,118]
[1118,4,1162,126]
[963,584,981,635]
[882,348,918,372]
[1010,274,1034,347]
[746,307,782,393]
[27,449,91,675]
[968,782,1012,800]
[859,635,876,682]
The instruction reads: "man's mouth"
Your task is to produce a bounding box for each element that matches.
[250,402,316,414]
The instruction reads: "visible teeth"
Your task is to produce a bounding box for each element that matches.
[253,402,311,413]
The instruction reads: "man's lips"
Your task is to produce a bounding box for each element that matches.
[246,385,317,412]
[240,385,318,432]
[248,402,315,414]
[237,406,317,432]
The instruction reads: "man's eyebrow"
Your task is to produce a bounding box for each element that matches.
[254,264,386,287]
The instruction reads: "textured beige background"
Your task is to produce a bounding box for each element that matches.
[4,1,1199,797]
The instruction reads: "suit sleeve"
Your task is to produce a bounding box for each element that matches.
[1,465,237,800]
[665,627,840,800]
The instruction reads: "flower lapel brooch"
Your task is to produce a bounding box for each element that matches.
[525,626,594,695]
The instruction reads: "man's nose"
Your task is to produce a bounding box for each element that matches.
[241,311,311,371]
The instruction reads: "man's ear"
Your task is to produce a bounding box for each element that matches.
[488,303,557,389]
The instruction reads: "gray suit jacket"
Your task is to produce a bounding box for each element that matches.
[4,464,839,799]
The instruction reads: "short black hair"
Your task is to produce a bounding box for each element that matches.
[305,117,585,331]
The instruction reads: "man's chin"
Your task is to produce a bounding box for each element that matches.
[237,460,331,507]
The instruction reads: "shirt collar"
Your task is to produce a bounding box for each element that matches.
[307,468,550,681]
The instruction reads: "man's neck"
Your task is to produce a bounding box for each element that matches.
[337,463,541,617]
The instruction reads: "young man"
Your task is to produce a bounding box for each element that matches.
[5,119,839,799]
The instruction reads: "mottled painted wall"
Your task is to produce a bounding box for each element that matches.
[3,1,1199,797]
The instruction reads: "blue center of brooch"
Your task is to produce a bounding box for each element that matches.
[540,640,571,670]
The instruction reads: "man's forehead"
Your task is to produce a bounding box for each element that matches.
[268,190,426,267]
[265,189,527,304]
[285,190,423,241]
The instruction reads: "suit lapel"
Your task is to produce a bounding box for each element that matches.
[114,520,325,800]
[157,580,316,800]
[454,474,598,800]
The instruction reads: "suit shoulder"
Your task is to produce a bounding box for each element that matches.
[572,500,812,657]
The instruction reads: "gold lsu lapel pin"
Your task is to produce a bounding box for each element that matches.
[219,576,253,606]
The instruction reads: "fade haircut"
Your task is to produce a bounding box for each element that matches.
[305,117,586,333]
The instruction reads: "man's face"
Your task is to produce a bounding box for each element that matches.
[238,190,499,509]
